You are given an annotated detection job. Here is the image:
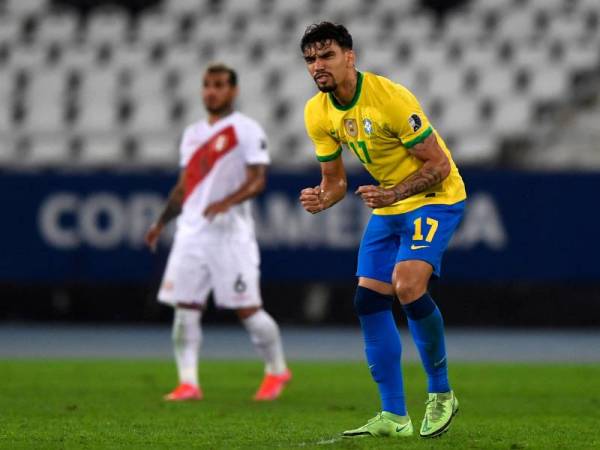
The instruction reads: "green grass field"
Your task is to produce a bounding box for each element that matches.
[1,360,599,449]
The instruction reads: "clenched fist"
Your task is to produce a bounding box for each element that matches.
[299,185,325,214]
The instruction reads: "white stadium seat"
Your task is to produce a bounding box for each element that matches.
[78,135,124,167]
[0,103,13,137]
[476,67,517,97]
[5,0,48,18]
[164,0,208,17]
[490,97,532,138]
[163,45,202,72]
[444,11,483,43]
[136,11,178,45]
[36,11,79,44]
[22,99,66,135]
[61,44,98,71]
[74,99,118,134]
[25,135,72,167]
[435,97,482,138]
[126,98,174,135]
[527,69,569,103]
[85,8,129,45]
[8,44,47,71]
[111,44,152,72]
[79,68,120,103]
[0,17,22,44]
[452,132,499,166]
[135,134,180,166]
[123,66,169,100]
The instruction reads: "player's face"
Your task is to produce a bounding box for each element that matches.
[202,72,237,114]
[303,41,354,93]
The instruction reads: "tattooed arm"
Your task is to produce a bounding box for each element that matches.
[144,170,186,251]
[356,134,450,209]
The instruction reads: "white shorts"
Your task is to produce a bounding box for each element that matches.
[158,236,262,309]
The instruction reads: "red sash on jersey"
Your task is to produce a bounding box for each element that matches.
[184,125,238,201]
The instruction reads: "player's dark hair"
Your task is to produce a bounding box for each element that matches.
[300,22,353,52]
[205,63,238,87]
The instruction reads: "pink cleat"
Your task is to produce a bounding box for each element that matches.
[164,383,203,401]
[253,369,292,401]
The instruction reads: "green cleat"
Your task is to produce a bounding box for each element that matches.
[342,411,413,438]
[420,391,459,438]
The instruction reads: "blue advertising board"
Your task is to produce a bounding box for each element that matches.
[1,170,598,283]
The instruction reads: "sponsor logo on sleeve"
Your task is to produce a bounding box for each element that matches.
[408,114,422,132]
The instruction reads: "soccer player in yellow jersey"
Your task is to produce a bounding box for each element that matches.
[299,22,466,439]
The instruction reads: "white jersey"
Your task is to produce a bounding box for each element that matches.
[175,111,269,242]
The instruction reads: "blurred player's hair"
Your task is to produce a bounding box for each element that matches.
[205,63,238,87]
[300,22,353,52]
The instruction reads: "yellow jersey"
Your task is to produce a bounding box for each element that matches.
[304,71,466,215]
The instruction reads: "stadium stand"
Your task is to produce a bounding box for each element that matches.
[0,0,599,170]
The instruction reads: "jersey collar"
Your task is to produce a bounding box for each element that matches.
[328,71,363,111]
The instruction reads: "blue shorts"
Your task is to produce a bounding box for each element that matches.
[356,201,465,282]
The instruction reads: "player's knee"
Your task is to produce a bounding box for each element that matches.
[393,278,426,304]
[353,286,393,315]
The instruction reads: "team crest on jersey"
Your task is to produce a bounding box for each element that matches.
[214,134,228,152]
[408,114,422,132]
[362,118,373,135]
[344,119,358,137]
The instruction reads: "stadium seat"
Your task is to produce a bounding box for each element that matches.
[8,43,47,71]
[0,101,13,137]
[25,135,73,167]
[164,0,209,18]
[0,136,21,166]
[22,100,66,136]
[427,68,468,99]
[558,41,600,72]
[134,134,180,167]
[475,67,517,98]
[444,11,483,43]
[434,97,483,139]
[495,9,544,41]
[85,7,129,45]
[61,44,98,71]
[74,99,118,134]
[527,68,569,103]
[111,44,153,72]
[191,16,232,44]
[35,11,79,45]
[4,0,48,19]
[78,135,125,167]
[511,42,551,72]
[136,11,178,45]
[79,68,120,103]
[0,16,22,45]
[126,98,174,135]
[545,15,585,42]
[490,97,532,138]
[392,14,434,48]
[460,42,501,69]
[451,132,499,166]
[123,66,169,99]
[223,0,264,18]
[163,45,202,72]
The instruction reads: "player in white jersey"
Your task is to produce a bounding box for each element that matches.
[145,63,291,401]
